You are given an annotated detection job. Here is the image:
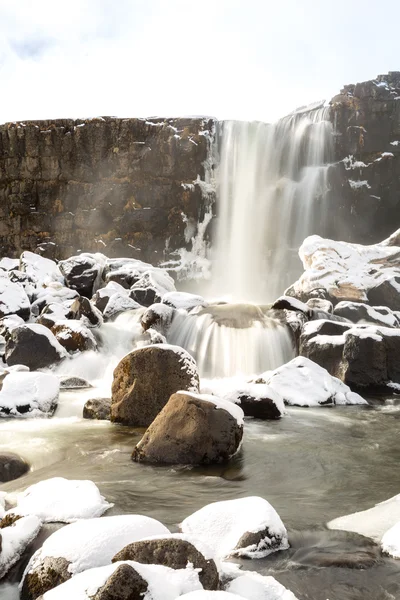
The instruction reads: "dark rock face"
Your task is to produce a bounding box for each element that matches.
[68,296,103,327]
[132,392,243,465]
[112,538,219,590]
[21,556,71,600]
[5,324,64,369]
[236,394,282,420]
[59,254,103,298]
[0,117,216,263]
[328,72,400,244]
[83,397,111,420]
[111,344,199,427]
[0,452,29,483]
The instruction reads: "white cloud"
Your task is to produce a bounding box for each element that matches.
[0,0,399,123]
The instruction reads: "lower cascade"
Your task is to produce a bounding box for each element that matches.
[167,304,294,377]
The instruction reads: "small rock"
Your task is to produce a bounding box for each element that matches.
[83,398,111,420]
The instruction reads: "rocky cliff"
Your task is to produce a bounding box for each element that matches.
[327,71,400,243]
[0,117,216,263]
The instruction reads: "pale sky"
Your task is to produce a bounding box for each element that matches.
[1,0,399,124]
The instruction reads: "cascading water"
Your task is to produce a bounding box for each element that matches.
[213,104,333,302]
[167,304,294,378]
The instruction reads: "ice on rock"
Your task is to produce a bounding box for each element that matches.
[23,514,170,579]
[328,493,400,541]
[227,572,299,600]
[201,376,285,415]
[263,356,366,407]
[0,371,60,417]
[8,477,113,522]
[181,496,289,559]
[162,291,207,311]
[381,521,400,558]
[0,515,41,579]
[41,561,202,600]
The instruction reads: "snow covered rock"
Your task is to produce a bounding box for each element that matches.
[5,324,67,370]
[328,493,400,542]
[227,572,298,600]
[132,391,243,465]
[83,398,111,420]
[0,453,29,483]
[59,253,106,298]
[92,281,125,312]
[300,321,400,389]
[181,496,289,559]
[111,344,199,427]
[0,279,30,320]
[130,285,161,308]
[102,292,140,320]
[201,378,285,420]
[20,252,64,286]
[286,231,400,307]
[112,537,219,590]
[0,515,41,580]
[262,356,366,407]
[306,297,333,313]
[0,372,60,418]
[381,521,400,559]
[37,302,72,329]
[51,321,97,353]
[333,301,400,328]
[31,284,78,317]
[68,296,103,327]
[8,477,112,523]
[21,514,170,599]
[40,561,202,600]
[141,302,175,334]
[162,291,207,311]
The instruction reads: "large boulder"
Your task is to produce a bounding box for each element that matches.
[141,303,174,334]
[286,232,400,305]
[132,392,243,465]
[59,253,106,298]
[112,537,219,590]
[5,324,66,370]
[0,453,29,483]
[111,344,199,427]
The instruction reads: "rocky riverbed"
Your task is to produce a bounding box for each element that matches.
[1,232,400,599]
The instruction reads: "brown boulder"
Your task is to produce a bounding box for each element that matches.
[83,398,111,420]
[132,392,243,465]
[94,563,148,600]
[112,537,219,590]
[21,556,71,600]
[51,322,97,353]
[111,344,199,427]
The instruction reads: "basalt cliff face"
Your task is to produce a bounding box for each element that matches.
[327,71,400,243]
[1,73,400,264]
[0,117,216,262]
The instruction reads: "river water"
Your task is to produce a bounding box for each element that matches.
[1,384,400,599]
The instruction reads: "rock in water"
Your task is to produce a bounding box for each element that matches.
[181,496,289,559]
[111,344,199,427]
[112,537,219,590]
[5,324,66,370]
[0,453,29,482]
[83,398,111,420]
[132,391,243,465]
[51,321,97,353]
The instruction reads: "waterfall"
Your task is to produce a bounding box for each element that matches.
[213,105,333,303]
[167,304,294,378]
